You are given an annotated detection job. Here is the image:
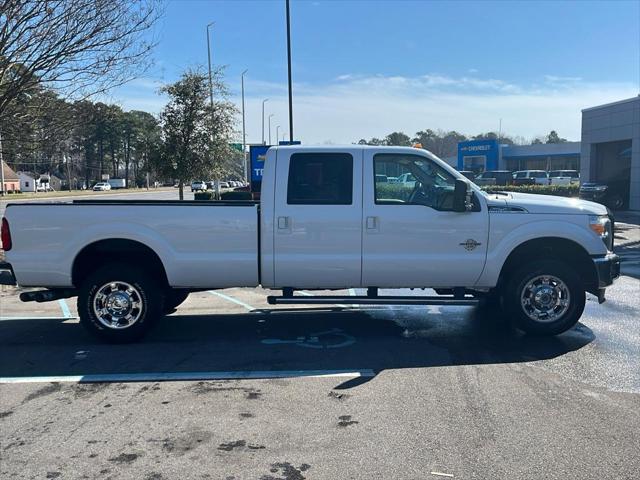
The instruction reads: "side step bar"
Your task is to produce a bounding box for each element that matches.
[20,289,77,303]
[267,295,479,306]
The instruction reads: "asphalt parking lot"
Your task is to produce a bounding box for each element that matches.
[1,193,639,479]
[1,276,640,480]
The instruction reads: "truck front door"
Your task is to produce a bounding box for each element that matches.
[362,150,489,288]
[273,149,363,288]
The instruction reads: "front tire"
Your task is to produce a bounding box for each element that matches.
[504,260,585,336]
[78,263,164,343]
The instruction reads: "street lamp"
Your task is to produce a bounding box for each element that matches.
[241,69,248,182]
[261,98,269,145]
[276,125,280,145]
[206,21,218,199]
[268,114,274,145]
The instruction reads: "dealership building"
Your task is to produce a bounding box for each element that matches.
[454,95,639,210]
[456,139,581,173]
[580,96,639,211]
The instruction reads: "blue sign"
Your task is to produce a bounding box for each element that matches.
[250,145,270,182]
[457,139,499,172]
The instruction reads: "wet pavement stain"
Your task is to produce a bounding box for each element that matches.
[328,391,349,400]
[0,411,13,418]
[337,415,359,427]
[22,383,61,403]
[239,412,254,419]
[158,430,213,455]
[45,472,61,479]
[218,440,265,452]
[108,453,139,463]
[260,462,311,480]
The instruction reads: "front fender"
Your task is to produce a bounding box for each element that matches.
[476,216,606,287]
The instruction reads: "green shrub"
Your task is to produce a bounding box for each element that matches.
[482,184,580,197]
[221,191,253,200]
[194,191,214,200]
[375,183,413,201]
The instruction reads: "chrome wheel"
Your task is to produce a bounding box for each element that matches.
[520,275,570,323]
[93,281,143,329]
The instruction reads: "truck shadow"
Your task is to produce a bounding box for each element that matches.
[0,305,595,386]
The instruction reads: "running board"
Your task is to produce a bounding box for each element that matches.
[266,295,479,306]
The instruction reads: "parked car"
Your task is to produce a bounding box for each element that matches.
[375,174,388,183]
[580,180,629,210]
[190,181,207,192]
[107,179,126,189]
[458,171,476,181]
[219,181,229,189]
[474,170,514,186]
[92,182,111,191]
[1,145,619,342]
[396,172,417,188]
[549,170,580,186]
[513,170,548,185]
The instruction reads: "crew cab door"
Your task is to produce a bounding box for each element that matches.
[362,150,489,288]
[273,149,362,288]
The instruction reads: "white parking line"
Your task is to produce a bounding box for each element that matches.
[58,298,72,318]
[207,290,255,311]
[0,369,376,384]
[0,315,77,321]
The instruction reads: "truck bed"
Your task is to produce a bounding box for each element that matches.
[4,200,260,288]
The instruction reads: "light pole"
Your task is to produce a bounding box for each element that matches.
[268,114,274,145]
[206,21,218,199]
[261,98,269,145]
[241,69,248,182]
[206,22,215,109]
[276,125,280,145]
[286,0,294,142]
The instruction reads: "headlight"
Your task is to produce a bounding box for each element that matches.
[589,215,613,250]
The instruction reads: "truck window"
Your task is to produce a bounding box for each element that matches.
[374,154,458,210]
[287,152,353,205]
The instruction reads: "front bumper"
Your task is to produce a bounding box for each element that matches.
[592,253,620,303]
[593,253,621,288]
[0,262,17,286]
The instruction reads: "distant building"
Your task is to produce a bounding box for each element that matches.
[18,172,38,192]
[1,163,20,193]
[457,139,580,173]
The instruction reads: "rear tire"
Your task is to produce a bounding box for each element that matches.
[504,260,585,336]
[78,263,164,343]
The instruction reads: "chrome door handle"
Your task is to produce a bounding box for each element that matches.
[366,216,378,229]
[277,216,290,229]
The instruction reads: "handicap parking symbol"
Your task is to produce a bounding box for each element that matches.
[261,328,356,349]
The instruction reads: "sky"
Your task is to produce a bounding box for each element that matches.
[110,0,640,146]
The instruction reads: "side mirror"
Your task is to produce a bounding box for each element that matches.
[453,179,472,212]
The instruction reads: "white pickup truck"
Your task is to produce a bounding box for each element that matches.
[1,146,620,342]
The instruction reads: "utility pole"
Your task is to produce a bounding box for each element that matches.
[241,69,248,182]
[206,21,220,199]
[276,125,280,145]
[268,114,274,145]
[286,0,294,142]
[261,98,269,145]
[0,129,5,197]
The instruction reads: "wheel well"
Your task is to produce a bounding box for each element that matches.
[72,239,169,288]
[499,237,598,292]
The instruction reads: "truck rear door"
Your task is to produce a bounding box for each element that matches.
[272,148,362,288]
